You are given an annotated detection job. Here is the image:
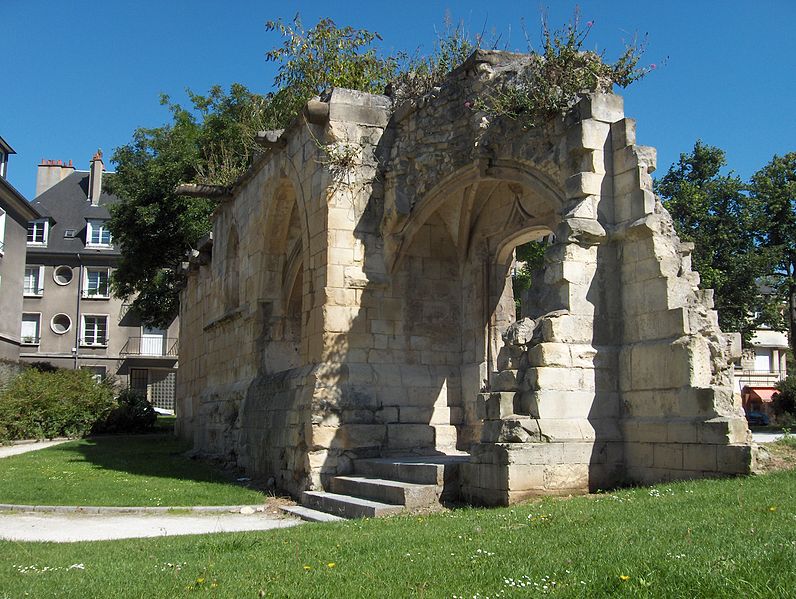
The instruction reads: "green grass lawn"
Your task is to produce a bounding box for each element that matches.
[0,435,266,507]
[1,469,795,598]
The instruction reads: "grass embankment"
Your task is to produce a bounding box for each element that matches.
[2,468,796,598]
[0,435,265,507]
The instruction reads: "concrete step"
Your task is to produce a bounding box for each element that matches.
[279,505,345,523]
[355,455,469,486]
[302,491,405,519]
[330,476,439,508]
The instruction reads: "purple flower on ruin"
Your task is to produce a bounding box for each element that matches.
[650,63,657,70]
[586,20,594,27]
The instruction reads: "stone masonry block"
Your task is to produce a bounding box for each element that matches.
[507,464,545,491]
[526,366,595,393]
[543,463,590,490]
[683,444,717,471]
[716,445,753,474]
[490,369,525,392]
[611,118,636,151]
[624,442,654,469]
[387,424,435,449]
[698,418,751,445]
[483,392,517,420]
[614,189,655,223]
[520,390,599,420]
[565,172,605,200]
[566,119,611,153]
[653,443,683,470]
[577,94,625,123]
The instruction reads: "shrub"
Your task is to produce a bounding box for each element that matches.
[0,368,115,441]
[99,389,157,434]
[773,375,796,417]
[476,14,652,129]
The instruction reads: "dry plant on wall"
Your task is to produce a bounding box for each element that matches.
[476,11,657,128]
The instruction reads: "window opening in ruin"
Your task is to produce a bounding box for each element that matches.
[511,240,547,320]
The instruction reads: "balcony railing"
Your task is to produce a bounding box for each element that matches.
[120,337,179,357]
[82,288,110,299]
[21,336,40,345]
[23,287,43,296]
[735,369,787,387]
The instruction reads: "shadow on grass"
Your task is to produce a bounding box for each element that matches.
[62,433,251,489]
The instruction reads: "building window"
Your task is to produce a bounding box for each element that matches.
[84,268,110,298]
[23,265,44,296]
[21,313,40,345]
[53,265,73,285]
[82,315,108,346]
[130,368,148,396]
[86,219,112,248]
[27,219,48,245]
[51,313,72,334]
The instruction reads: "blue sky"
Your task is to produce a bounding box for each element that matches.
[1,0,794,200]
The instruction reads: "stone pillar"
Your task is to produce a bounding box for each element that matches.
[461,95,625,505]
[611,117,753,483]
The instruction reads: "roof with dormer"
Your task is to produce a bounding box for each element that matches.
[28,170,120,256]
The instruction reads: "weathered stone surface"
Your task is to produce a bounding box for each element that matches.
[176,49,753,504]
[502,318,535,346]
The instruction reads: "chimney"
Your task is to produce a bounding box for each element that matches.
[35,158,75,197]
[88,149,104,205]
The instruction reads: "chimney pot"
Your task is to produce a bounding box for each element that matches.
[88,149,104,205]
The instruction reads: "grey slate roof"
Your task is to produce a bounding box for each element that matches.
[28,171,120,256]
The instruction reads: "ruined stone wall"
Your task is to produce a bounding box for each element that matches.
[178,50,753,501]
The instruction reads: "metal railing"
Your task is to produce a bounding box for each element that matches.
[20,336,40,345]
[120,337,179,357]
[23,287,43,296]
[735,369,787,388]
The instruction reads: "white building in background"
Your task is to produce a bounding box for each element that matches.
[20,150,179,411]
[736,325,789,417]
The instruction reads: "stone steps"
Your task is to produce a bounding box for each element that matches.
[279,505,345,523]
[294,454,470,520]
[355,455,469,487]
[330,475,439,508]
[302,491,405,519]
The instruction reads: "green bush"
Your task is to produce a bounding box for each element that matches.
[99,389,157,433]
[774,375,796,417]
[0,368,115,441]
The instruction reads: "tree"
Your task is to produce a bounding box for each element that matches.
[107,19,397,325]
[106,88,261,326]
[752,152,796,358]
[262,16,397,129]
[656,141,774,341]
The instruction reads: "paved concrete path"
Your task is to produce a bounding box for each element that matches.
[0,511,301,542]
[0,439,71,459]
[753,431,786,444]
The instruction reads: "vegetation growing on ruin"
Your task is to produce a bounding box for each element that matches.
[107,13,652,325]
[476,14,652,127]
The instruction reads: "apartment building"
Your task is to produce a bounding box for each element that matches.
[0,136,41,360]
[21,151,178,411]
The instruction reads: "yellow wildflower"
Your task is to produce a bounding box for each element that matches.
[619,575,630,581]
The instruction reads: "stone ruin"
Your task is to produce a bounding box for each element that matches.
[176,50,753,509]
